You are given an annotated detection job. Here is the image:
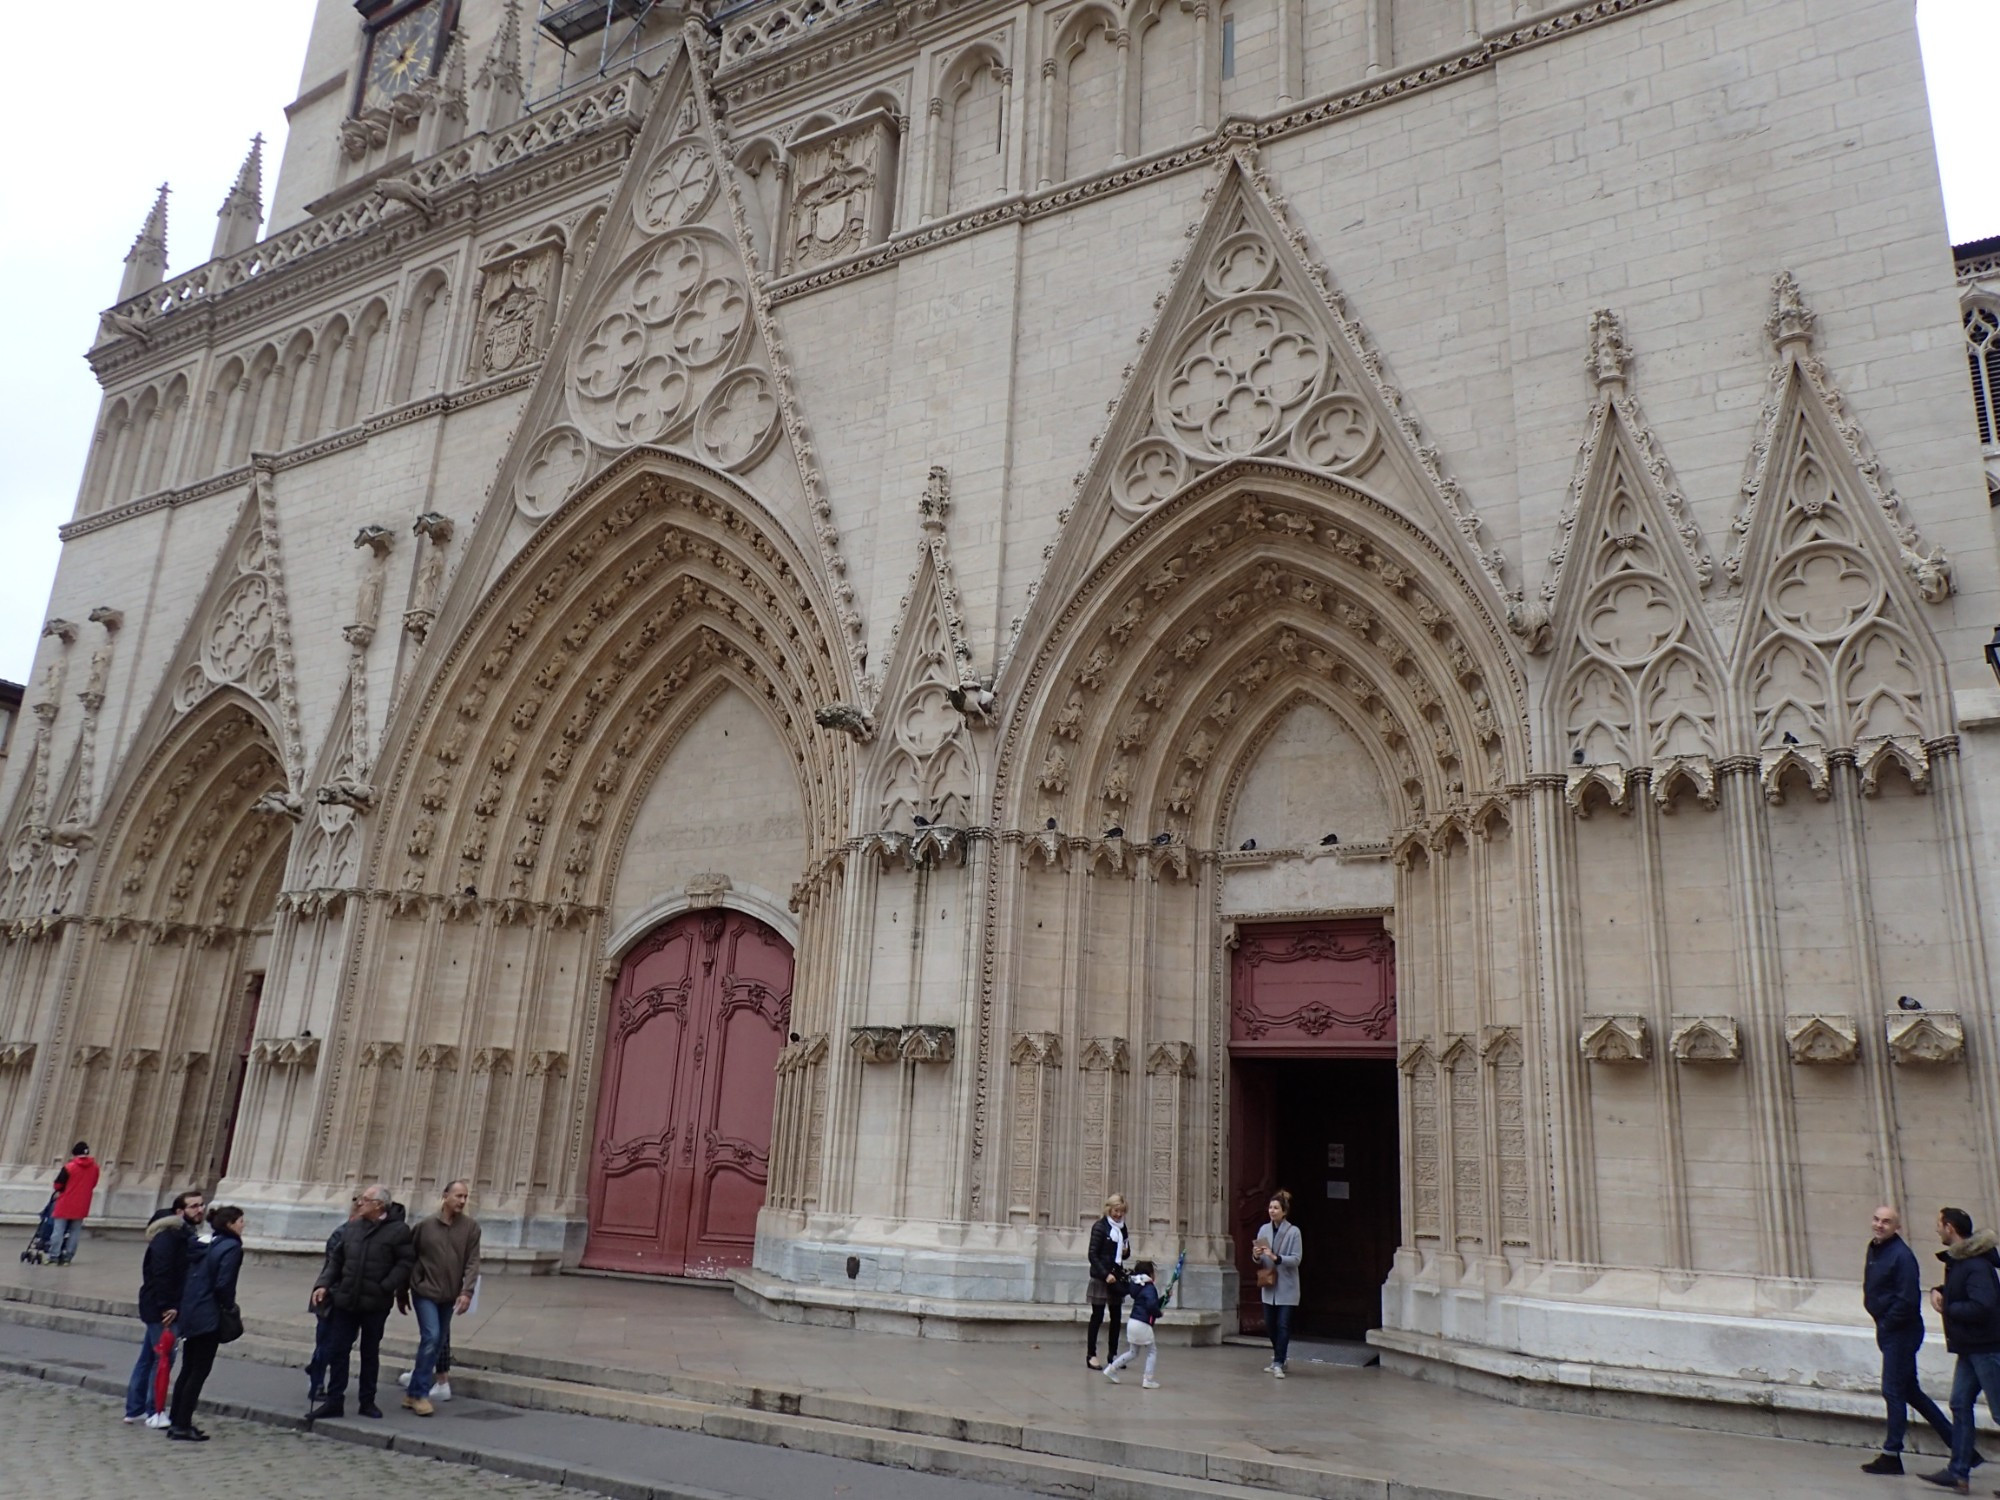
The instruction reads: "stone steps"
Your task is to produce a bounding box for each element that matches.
[0,1284,1471,1500]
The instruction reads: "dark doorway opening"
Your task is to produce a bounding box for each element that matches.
[213,971,263,1182]
[1226,917,1398,1341]
[1230,1056,1399,1339]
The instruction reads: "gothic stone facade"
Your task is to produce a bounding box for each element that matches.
[3,0,1999,1421]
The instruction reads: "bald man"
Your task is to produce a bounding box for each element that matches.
[1863,1206,1955,1475]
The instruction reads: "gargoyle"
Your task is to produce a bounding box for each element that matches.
[250,790,306,821]
[315,780,378,812]
[814,703,875,741]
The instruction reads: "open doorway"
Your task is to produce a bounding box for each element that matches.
[1230,1057,1399,1338]
[1227,918,1398,1340]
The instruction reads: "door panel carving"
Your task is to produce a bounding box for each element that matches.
[1229,919,1396,1056]
[585,910,792,1275]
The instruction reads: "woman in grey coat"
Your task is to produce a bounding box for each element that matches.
[1251,1189,1302,1377]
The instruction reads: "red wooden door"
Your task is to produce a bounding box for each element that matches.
[584,910,792,1276]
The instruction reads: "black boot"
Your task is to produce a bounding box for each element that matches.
[1861,1454,1904,1476]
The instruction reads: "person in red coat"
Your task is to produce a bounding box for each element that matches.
[48,1142,100,1265]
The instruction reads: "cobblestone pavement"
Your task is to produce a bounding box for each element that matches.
[0,1371,577,1500]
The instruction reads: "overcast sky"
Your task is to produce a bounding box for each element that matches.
[0,1,1995,686]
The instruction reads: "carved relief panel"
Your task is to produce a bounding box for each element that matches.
[784,109,898,274]
[469,241,562,379]
[1229,919,1396,1055]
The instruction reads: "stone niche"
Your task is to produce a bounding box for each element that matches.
[784,109,899,275]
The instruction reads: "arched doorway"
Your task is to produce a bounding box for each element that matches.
[584,908,793,1276]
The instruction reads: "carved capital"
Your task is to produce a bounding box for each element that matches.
[1578,1014,1650,1063]
[1078,1036,1129,1072]
[1008,1031,1062,1067]
[849,1025,903,1064]
[1669,1015,1741,1063]
[1885,1010,1964,1065]
[1785,1013,1859,1065]
[1146,1040,1197,1077]
[901,1024,955,1064]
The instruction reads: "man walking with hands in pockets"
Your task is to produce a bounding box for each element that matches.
[399,1178,481,1416]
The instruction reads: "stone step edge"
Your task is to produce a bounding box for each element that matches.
[0,1348,742,1500]
[0,1292,1495,1500]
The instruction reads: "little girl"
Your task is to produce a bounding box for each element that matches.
[1102,1260,1168,1389]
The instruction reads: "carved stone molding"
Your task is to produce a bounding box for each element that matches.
[901,1024,955,1064]
[1578,1014,1650,1063]
[249,1035,320,1068]
[1785,1014,1860,1065]
[1669,1015,1741,1064]
[1008,1031,1062,1066]
[1146,1040,1197,1077]
[1078,1036,1129,1072]
[415,1043,460,1073]
[358,1041,404,1070]
[526,1048,571,1078]
[849,1025,903,1063]
[0,1041,37,1068]
[1885,1011,1965,1065]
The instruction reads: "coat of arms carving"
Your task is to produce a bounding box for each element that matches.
[471,244,561,377]
[784,111,897,274]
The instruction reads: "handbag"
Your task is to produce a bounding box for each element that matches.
[1255,1264,1278,1289]
[217,1304,244,1344]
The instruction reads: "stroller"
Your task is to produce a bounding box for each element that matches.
[19,1191,55,1264]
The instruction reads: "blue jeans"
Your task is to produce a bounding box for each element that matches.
[124,1321,170,1416]
[47,1219,81,1261]
[1950,1351,2000,1479]
[1879,1326,1953,1453]
[1266,1302,1294,1368]
[410,1297,453,1400]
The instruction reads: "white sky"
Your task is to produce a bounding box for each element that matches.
[0,0,1995,686]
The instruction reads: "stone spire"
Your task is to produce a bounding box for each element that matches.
[117,184,170,303]
[473,0,525,134]
[416,31,470,157]
[210,135,265,260]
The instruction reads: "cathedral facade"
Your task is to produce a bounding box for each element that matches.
[4,0,1999,1423]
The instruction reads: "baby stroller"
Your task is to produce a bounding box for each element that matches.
[19,1192,55,1264]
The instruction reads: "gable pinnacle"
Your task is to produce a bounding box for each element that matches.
[474,0,525,132]
[211,134,265,260]
[117,183,170,302]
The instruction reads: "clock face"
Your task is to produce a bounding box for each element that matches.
[360,0,448,115]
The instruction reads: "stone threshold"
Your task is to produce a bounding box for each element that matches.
[0,1286,1459,1500]
[728,1265,1228,1344]
[1372,1326,2000,1448]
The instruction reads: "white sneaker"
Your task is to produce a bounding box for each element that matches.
[432,1380,451,1402]
[122,1414,144,1424]
[1272,1365,1287,1379]
[1142,1379,1161,1389]
[1102,1367,1119,1383]
[144,1413,171,1429]
[397,1371,412,1389]
[1262,1362,1278,1374]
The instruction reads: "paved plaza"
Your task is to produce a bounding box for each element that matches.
[0,1370,583,1500]
[0,1247,1961,1499]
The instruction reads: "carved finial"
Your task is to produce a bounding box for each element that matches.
[211,135,264,260]
[117,184,170,303]
[1765,271,1817,351]
[1586,308,1630,392]
[919,465,950,530]
[41,619,78,645]
[353,524,395,557]
[417,31,470,155]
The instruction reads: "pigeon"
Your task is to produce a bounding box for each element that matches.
[1782,731,1800,746]
[1239,839,1257,851]
[1571,748,1586,765]
[1103,826,1125,840]
[1897,995,1923,1012]
[1045,818,1058,831]
[912,814,931,827]
[1150,832,1172,846]
[1320,833,1340,846]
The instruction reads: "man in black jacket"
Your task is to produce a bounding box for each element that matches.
[1921,1207,2000,1493]
[307,1183,414,1420]
[1863,1205,1956,1474]
[123,1190,203,1425]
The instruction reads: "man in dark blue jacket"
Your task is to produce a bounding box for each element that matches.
[1863,1206,1954,1474]
[123,1190,203,1426]
[1921,1207,2000,1494]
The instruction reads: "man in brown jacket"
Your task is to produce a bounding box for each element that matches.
[399,1179,480,1416]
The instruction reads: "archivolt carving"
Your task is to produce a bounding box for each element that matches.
[1003,469,1523,842]
[381,458,853,914]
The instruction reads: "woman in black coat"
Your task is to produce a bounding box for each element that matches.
[1085,1193,1130,1369]
[167,1206,244,1441]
